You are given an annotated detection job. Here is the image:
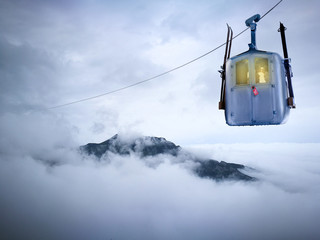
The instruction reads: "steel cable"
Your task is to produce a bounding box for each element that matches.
[48,0,283,109]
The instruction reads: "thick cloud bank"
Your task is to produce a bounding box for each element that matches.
[0,125,320,240]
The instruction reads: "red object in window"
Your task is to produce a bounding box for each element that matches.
[252,86,259,96]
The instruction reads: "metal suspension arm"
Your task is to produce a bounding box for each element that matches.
[245,14,261,50]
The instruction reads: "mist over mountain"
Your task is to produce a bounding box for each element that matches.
[80,134,254,181]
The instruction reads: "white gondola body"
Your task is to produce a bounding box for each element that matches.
[224,49,290,126]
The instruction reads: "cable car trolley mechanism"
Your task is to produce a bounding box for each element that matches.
[219,14,295,126]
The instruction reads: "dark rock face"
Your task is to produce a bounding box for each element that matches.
[195,160,253,181]
[80,134,181,158]
[80,134,254,182]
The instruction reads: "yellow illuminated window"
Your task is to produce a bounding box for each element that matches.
[236,59,249,85]
[255,58,269,84]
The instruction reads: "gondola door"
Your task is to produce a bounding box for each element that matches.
[251,57,275,124]
[226,58,252,125]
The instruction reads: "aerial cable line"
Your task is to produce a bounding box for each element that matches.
[260,0,283,20]
[48,0,283,110]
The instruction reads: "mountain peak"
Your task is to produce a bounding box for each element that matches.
[80,134,181,158]
[80,134,254,182]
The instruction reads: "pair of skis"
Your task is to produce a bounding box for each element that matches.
[279,22,296,108]
[218,24,233,110]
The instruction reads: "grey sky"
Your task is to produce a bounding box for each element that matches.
[1,0,319,145]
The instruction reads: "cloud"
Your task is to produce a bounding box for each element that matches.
[0,110,78,168]
[1,152,320,240]
[1,120,320,239]
[4,0,320,145]
[90,122,106,134]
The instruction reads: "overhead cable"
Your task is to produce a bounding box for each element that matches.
[48,0,283,109]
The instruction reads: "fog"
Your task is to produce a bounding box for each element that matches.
[0,114,319,240]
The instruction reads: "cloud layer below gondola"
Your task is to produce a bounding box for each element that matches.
[0,114,320,239]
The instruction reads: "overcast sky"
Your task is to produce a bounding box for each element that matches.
[1,0,319,146]
[1,0,320,239]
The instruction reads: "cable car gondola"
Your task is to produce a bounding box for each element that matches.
[219,14,295,126]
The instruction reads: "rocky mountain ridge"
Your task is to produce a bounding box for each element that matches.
[80,134,254,181]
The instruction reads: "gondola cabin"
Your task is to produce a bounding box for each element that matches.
[225,49,289,125]
[219,14,295,126]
